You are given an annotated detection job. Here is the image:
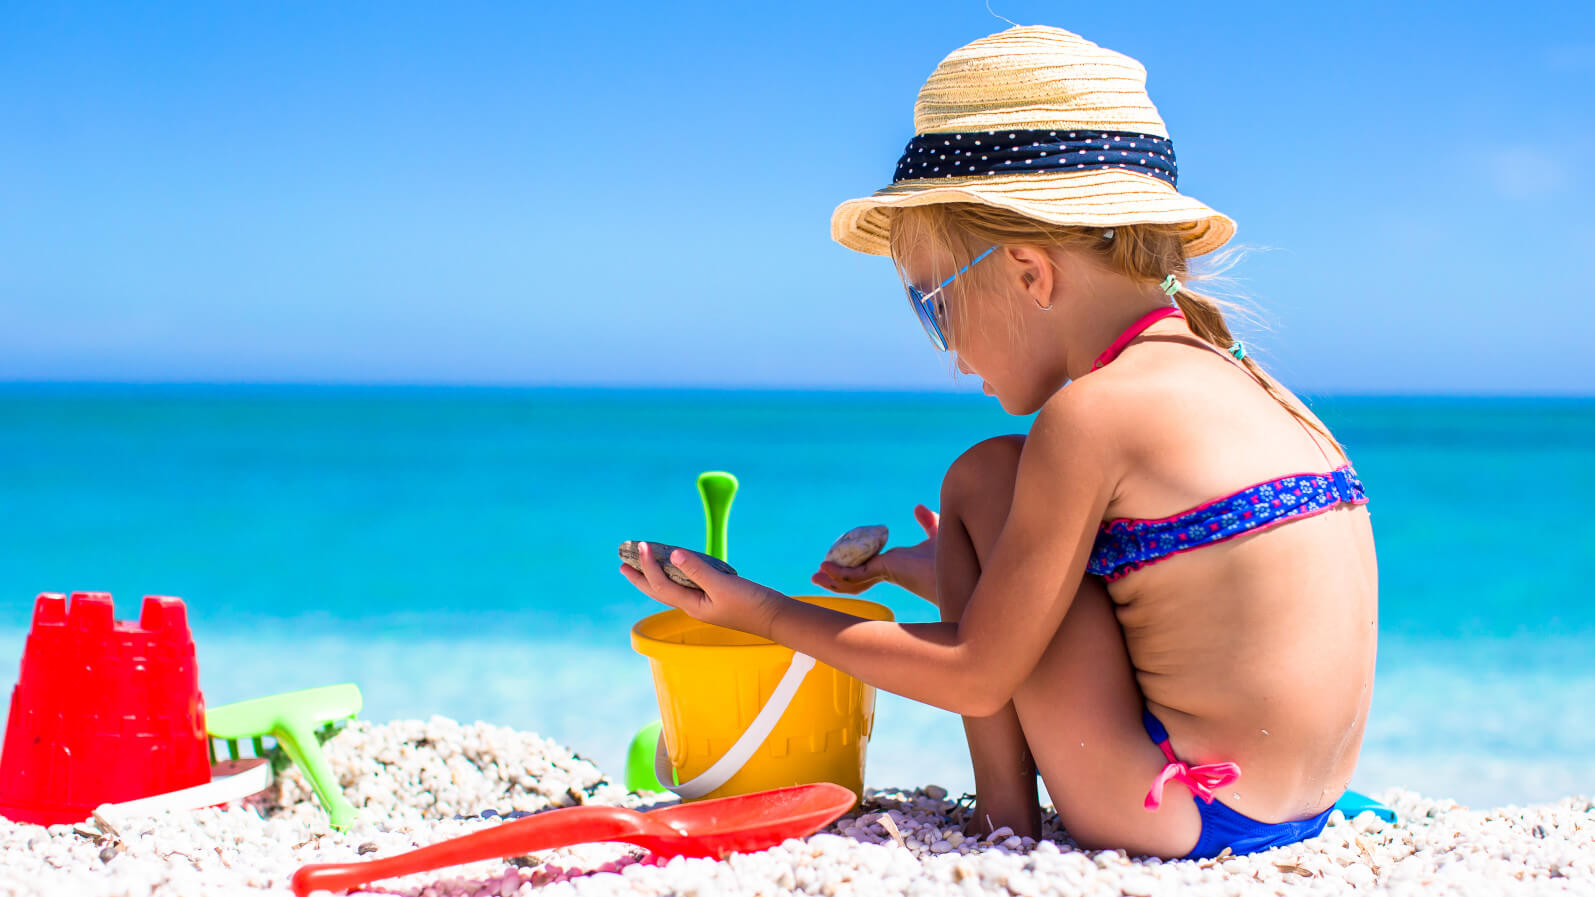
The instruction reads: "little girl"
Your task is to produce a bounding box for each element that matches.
[620,25,1376,861]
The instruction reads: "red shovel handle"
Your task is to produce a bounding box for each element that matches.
[291,805,649,896]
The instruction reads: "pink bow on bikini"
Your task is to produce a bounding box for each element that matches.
[1144,742,1242,811]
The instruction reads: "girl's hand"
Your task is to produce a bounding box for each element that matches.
[810,504,940,606]
[619,541,788,639]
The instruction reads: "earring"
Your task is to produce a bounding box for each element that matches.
[1025,272,1053,311]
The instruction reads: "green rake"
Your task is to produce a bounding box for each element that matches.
[206,683,364,830]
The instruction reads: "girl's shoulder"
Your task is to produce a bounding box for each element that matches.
[1038,355,1181,436]
[1022,371,1143,476]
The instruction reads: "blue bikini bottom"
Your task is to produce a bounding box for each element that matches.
[1142,710,1334,859]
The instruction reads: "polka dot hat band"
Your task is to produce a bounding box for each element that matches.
[893,129,1177,187]
[831,25,1236,259]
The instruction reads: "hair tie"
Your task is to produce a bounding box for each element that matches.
[1159,274,1181,297]
[1229,340,1247,361]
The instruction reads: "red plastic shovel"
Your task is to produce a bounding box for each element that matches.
[290,782,856,896]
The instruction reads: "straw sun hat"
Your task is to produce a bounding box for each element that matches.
[831,25,1235,258]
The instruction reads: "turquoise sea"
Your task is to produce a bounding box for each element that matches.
[1,386,1591,808]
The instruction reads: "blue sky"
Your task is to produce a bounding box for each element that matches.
[2,1,1591,394]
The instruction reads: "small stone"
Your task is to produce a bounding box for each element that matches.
[877,814,907,847]
[619,541,737,590]
[98,846,118,863]
[1121,873,1158,896]
[1353,812,1386,833]
[357,842,379,855]
[825,525,889,567]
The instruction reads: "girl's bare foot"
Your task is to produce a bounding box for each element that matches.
[965,800,1042,839]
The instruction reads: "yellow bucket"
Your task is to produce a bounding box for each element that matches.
[630,595,893,802]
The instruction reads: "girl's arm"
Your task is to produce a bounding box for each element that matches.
[620,390,1119,717]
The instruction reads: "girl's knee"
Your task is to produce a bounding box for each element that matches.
[941,435,1026,509]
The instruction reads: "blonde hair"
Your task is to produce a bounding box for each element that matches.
[888,202,1345,459]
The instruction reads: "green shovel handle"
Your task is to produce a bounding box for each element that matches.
[697,471,738,563]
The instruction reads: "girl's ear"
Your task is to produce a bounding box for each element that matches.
[1007,245,1054,310]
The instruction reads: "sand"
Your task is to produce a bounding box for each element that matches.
[0,717,1589,896]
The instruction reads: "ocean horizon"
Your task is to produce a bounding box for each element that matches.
[2,384,1590,810]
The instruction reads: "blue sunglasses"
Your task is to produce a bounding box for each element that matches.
[905,245,999,351]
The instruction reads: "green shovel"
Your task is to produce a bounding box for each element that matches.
[625,471,738,793]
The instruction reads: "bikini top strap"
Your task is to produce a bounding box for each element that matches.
[1092,306,1185,371]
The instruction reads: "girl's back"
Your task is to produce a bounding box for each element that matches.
[1081,327,1377,822]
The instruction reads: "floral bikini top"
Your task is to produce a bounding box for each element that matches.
[1082,306,1370,583]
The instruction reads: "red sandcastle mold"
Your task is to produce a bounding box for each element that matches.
[0,592,210,826]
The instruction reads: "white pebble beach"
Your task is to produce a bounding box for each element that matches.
[2,718,1589,897]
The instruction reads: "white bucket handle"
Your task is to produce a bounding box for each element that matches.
[654,651,816,799]
[95,757,274,817]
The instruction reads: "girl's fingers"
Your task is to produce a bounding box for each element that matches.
[624,548,673,599]
[835,558,886,580]
[818,560,885,587]
[667,549,734,592]
[811,571,861,594]
[853,553,893,585]
[915,503,940,538]
[619,562,684,609]
[866,552,895,578]
[818,561,861,581]
[635,543,703,608]
[635,542,672,590]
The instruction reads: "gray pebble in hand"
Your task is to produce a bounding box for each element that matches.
[824,525,889,568]
[619,540,737,591]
